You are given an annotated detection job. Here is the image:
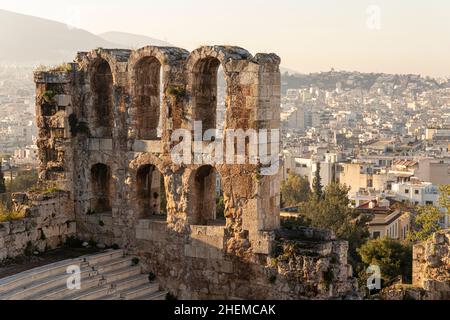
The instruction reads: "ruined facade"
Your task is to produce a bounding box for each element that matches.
[27,45,359,299]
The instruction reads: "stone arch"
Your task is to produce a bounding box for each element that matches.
[132,56,162,140]
[90,58,114,138]
[191,56,221,133]
[186,46,252,135]
[136,163,167,218]
[90,163,112,213]
[128,46,190,138]
[189,165,224,225]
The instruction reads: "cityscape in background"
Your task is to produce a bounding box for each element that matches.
[0,3,448,304]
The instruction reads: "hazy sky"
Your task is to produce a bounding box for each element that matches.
[1,0,449,76]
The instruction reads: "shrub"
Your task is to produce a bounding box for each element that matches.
[166,292,177,300]
[148,272,156,282]
[131,257,140,265]
[167,86,186,99]
[88,239,97,247]
[64,236,84,248]
[42,90,57,103]
[358,237,413,284]
[0,203,25,222]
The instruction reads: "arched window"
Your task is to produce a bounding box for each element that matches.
[191,165,224,225]
[136,164,166,218]
[90,163,112,213]
[134,57,162,140]
[91,59,114,138]
[192,57,226,135]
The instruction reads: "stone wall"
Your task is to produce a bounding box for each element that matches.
[28,45,360,299]
[0,191,75,261]
[412,229,450,299]
[381,229,450,300]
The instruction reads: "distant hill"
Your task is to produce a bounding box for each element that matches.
[0,10,170,65]
[98,31,172,49]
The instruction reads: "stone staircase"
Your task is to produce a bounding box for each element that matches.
[0,249,167,300]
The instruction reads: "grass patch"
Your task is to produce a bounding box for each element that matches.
[0,203,26,222]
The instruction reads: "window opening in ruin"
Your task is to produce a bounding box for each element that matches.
[134,57,163,140]
[136,164,167,218]
[193,57,227,137]
[192,165,225,225]
[90,163,112,214]
[91,59,114,138]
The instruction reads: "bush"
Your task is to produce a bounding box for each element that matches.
[216,195,225,220]
[358,237,412,284]
[42,90,57,103]
[0,203,25,222]
[64,236,84,248]
[167,86,186,99]
[148,272,156,282]
[132,257,140,265]
[281,173,311,207]
[87,239,97,247]
[166,292,177,300]
[7,169,38,193]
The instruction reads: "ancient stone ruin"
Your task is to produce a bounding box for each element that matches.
[382,229,450,300]
[1,45,359,299]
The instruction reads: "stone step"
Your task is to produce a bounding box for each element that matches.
[119,282,160,300]
[93,257,133,274]
[0,267,95,300]
[0,258,84,295]
[64,285,111,300]
[111,274,150,292]
[29,274,104,300]
[95,292,121,300]
[0,250,165,300]
[134,290,167,300]
[102,265,142,284]
[82,249,124,266]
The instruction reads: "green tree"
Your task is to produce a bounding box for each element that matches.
[280,173,311,207]
[299,182,370,266]
[0,159,5,194]
[312,162,323,200]
[8,169,38,193]
[358,238,412,284]
[216,194,225,219]
[438,184,450,215]
[407,205,442,242]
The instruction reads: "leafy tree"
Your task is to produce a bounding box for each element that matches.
[216,194,225,219]
[358,238,412,284]
[0,161,5,194]
[280,173,311,207]
[299,182,370,266]
[312,162,323,200]
[438,184,450,215]
[407,205,442,242]
[8,169,38,193]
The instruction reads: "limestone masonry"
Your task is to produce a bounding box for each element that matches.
[3,45,362,299]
